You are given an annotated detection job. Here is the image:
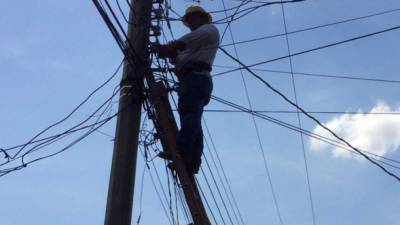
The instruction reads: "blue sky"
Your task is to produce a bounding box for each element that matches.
[1,0,400,225]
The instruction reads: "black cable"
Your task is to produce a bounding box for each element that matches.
[195,177,220,225]
[279,2,316,224]
[5,60,123,159]
[215,25,400,77]
[214,0,305,24]
[203,153,236,225]
[0,84,127,176]
[202,120,246,225]
[210,95,400,168]
[1,107,119,177]
[201,109,400,115]
[213,65,400,84]
[220,0,252,43]
[220,7,400,47]
[12,85,121,166]
[200,167,228,225]
[208,0,254,14]
[93,0,127,56]
[136,164,147,225]
[116,0,130,24]
[93,0,141,68]
[219,47,400,182]
[220,0,284,223]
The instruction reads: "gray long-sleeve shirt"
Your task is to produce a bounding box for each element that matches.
[171,24,220,69]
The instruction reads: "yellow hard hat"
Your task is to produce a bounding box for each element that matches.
[182,5,212,27]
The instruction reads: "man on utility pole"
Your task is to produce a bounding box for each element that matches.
[153,6,220,175]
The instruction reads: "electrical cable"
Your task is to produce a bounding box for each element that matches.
[220,7,400,47]
[219,0,284,223]
[214,0,305,24]
[215,25,400,77]
[279,3,317,224]
[5,60,123,159]
[212,64,400,84]
[200,167,228,225]
[218,47,400,182]
[210,95,400,169]
[203,121,244,225]
[201,109,400,115]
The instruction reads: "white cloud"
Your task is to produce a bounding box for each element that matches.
[310,102,400,159]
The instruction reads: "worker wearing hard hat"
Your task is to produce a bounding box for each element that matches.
[153,6,220,175]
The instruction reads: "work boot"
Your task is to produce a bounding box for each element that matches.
[192,158,201,174]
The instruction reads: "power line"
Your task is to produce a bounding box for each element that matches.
[201,109,400,115]
[279,3,316,225]
[219,0,284,224]
[218,46,400,183]
[0,107,120,177]
[200,167,229,225]
[4,60,123,160]
[220,7,400,47]
[214,0,305,24]
[209,95,400,168]
[213,65,400,84]
[0,84,125,176]
[215,25,400,77]
[203,119,246,225]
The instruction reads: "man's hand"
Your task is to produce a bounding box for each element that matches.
[152,41,186,59]
[168,41,186,52]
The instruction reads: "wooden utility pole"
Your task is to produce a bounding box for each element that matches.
[103,0,152,225]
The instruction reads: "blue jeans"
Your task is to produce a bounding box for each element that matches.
[177,72,213,174]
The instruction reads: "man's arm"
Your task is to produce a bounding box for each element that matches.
[152,41,186,59]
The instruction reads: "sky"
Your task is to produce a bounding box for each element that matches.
[1,0,400,225]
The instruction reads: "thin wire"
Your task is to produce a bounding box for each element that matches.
[19,86,122,163]
[1,85,122,170]
[213,65,400,84]
[1,104,120,177]
[136,163,147,225]
[215,25,400,77]
[203,119,246,225]
[7,60,123,159]
[220,0,284,223]
[214,0,305,24]
[201,109,400,115]
[196,177,220,225]
[219,47,400,183]
[200,167,228,225]
[280,3,317,224]
[139,146,175,225]
[203,153,236,225]
[116,0,130,24]
[220,0,252,43]
[209,95,400,168]
[220,7,400,47]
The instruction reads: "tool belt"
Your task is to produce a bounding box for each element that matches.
[174,61,212,78]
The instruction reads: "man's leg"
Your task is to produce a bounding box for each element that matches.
[176,74,212,174]
[177,109,203,173]
[191,123,204,174]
